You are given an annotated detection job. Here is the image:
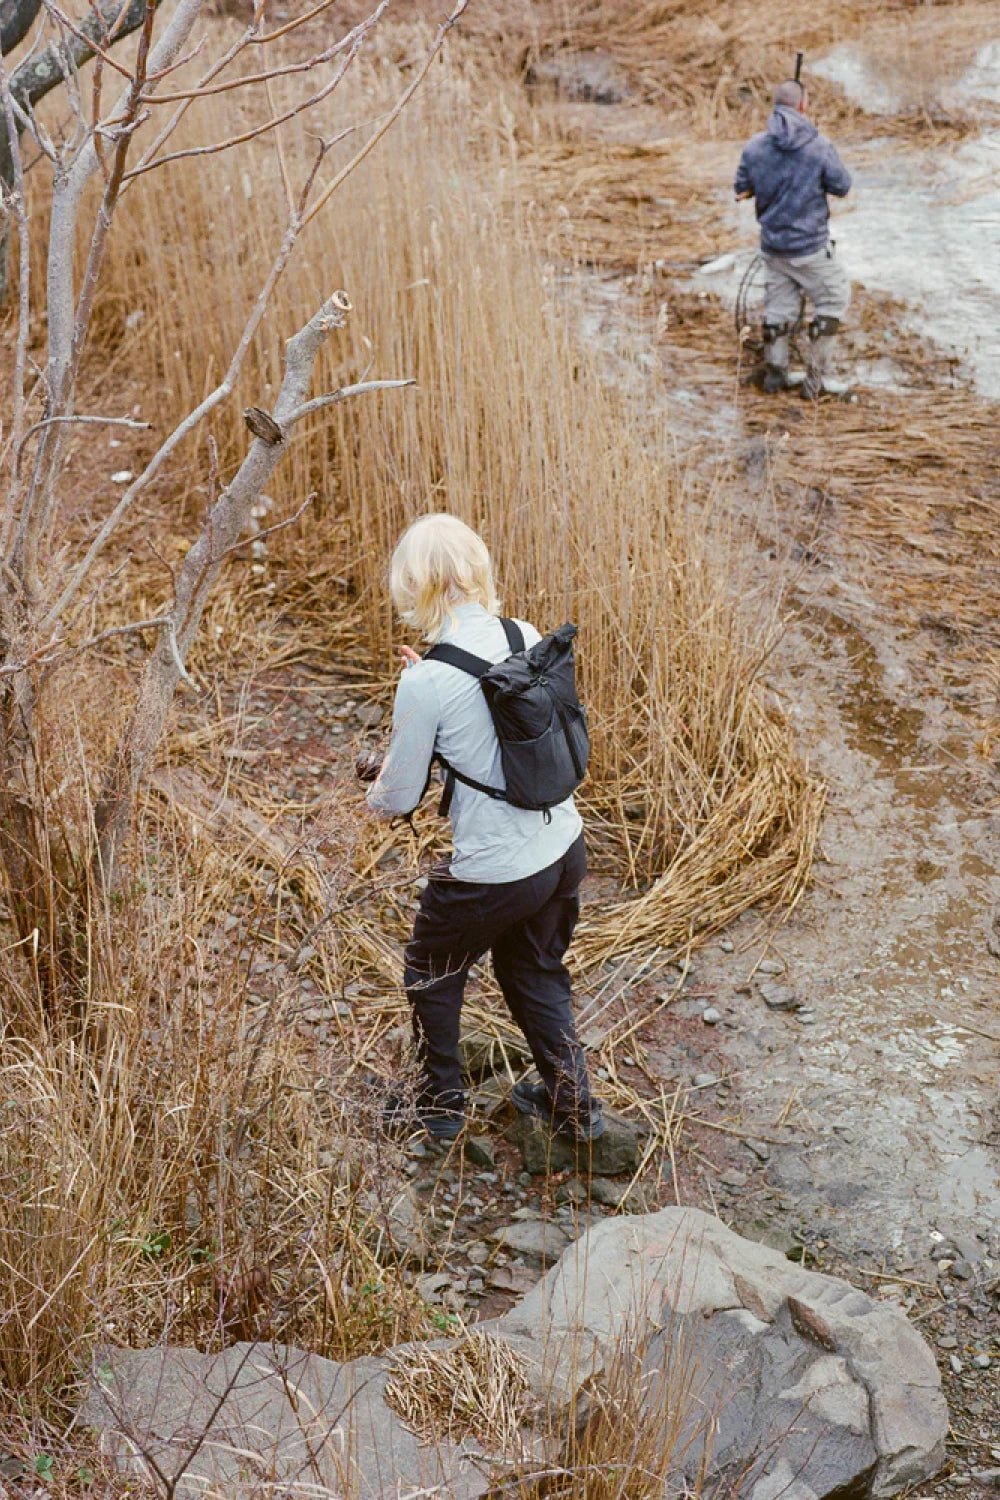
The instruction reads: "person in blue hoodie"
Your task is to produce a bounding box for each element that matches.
[735,79,852,398]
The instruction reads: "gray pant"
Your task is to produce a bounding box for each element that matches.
[763,241,851,325]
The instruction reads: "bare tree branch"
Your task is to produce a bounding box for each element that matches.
[14,0,203,602]
[284,377,417,426]
[93,290,415,880]
[0,0,42,58]
[303,0,472,230]
[14,413,151,476]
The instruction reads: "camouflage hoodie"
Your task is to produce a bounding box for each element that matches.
[734,105,852,257]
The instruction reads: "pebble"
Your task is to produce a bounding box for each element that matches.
[718,938,734,953]
[693,1073,719,1088]
[936,1335,959,1350]
[795,1010,817,1025]
[758,958,785,975]
[555,1178,588,1205]
[950,1259,973,1280]
[970,1470,1000,1487]
[464,1135,496,1170]
[719,1167,748,1189]
[948,1354,964,1374]
[465,1243,489,1267]
[111,469,134,484]
[759,983,799,1011]
[971,1354,990,1369]
[702,1006,722,1025]
[355,703,384,728]
[742,1138,771,1162]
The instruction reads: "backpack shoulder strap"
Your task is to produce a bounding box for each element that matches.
[500,617,525,654]
[423,642,492,678]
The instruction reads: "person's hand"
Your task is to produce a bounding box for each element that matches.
[399,645,420,668]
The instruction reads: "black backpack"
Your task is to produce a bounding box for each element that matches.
[424,619,589,817]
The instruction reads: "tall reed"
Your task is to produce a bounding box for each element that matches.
[92,40,819,890]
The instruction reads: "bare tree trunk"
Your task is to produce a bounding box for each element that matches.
[0,0,150,299]
[94,293,352,884]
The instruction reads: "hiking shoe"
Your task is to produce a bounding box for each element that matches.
[510,1077,605,1143]
[380,1090,464,1143]
[761,364,789,394]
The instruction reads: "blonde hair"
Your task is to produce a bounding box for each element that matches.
[389,514,499,643]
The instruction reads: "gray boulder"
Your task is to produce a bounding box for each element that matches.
[81,1342,490,1499]
[490,1207,947,1498]
[81,1208,946,1500]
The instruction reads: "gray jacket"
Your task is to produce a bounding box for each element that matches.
[367,604,582,883]
[735,106,851,258]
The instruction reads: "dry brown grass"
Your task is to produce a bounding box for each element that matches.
[84,37,822,914]
[384,1329,536,1453]
[0,814,444,1413]
[0,6,834,1475]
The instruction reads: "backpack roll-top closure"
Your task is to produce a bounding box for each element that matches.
[422,618,589,816]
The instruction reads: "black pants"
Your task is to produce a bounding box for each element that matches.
[403,833,592,1120]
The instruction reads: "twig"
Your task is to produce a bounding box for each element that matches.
[14,412,150,475]
[285,378,416,425]
[302,0,472,229]
[0,613,177,678]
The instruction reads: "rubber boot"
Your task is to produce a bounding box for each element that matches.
[802,333,839,400]
[761,330,790,393]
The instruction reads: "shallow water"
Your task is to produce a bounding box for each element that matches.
[812,41,1000,397]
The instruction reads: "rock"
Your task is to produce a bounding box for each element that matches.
[971,1469,1000,1486]
[702,1006,722,1025]
[380,1186,430,1266]
[512,1111,645,1178]
[416,1272,452,1304]
[719,1168,748,1189]
[971,1353,990,1369]
[80,1342,489,1499]
[555,1178,588,1205]
[485,1264,537,1295]
[491,1206,947,1497]
[526,47,629,105]
[460,1025,530,1081]
[488,1219,575,1267]
[82,1208,947,1500]
[949,1354,964,1374]
[949,1258,973,1280]
[465,1242,490,1268]
[757,957,785,975]
[587,1176,653,1212]
[718,938,735,953]
[760,983,800,1011]
[743,1138,771,1162]
[693,1072,719,1088]
[355,702,384,728]
[464,1134,496,1170]
[936,1334,958,1349]
[468,1076,509,1120]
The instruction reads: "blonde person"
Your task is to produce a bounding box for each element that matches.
[363,513,603,1145]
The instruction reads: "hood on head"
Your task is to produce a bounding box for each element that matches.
[766,104,818,151]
